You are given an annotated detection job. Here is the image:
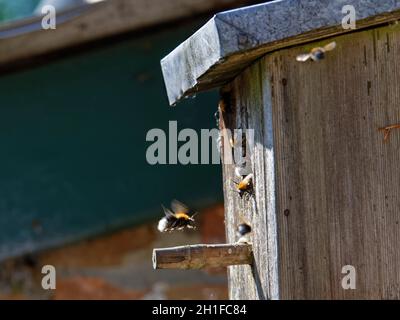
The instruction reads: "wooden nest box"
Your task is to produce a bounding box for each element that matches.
[160,0,400,299]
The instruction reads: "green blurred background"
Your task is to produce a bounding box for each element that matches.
[0,0,41,22]
[0,11,222,260]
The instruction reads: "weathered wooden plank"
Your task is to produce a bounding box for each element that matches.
[271,23,400,299]
[220,58,279,300]
[223,22,400,299]
[152,243,253,270]
[0,0,251,67]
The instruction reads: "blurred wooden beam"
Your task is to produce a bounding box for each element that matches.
[153,243,253,269]
[0,0,255,67]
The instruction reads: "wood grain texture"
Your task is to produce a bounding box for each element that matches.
[222,23,400,299]
[220,59,279,300]
[152,243,252,270]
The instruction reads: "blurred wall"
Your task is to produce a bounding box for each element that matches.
[0,18,223,261]
[0,0,41,22]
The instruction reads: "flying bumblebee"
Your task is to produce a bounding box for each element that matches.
[233,173,254,199]
[296,41,336,62]
[157,200,197,233]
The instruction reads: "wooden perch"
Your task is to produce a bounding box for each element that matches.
[152,243,253,270]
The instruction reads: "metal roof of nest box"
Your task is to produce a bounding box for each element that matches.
[161,0,400,106]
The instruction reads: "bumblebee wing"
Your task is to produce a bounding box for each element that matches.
[171,199,190,214]
[170,218,181,229]
[190,211,199,220]
[296,53,311,62]
[323,41,336,52]
[161,204,174,218]
[235,164,252,178]
[245,173,253,184]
